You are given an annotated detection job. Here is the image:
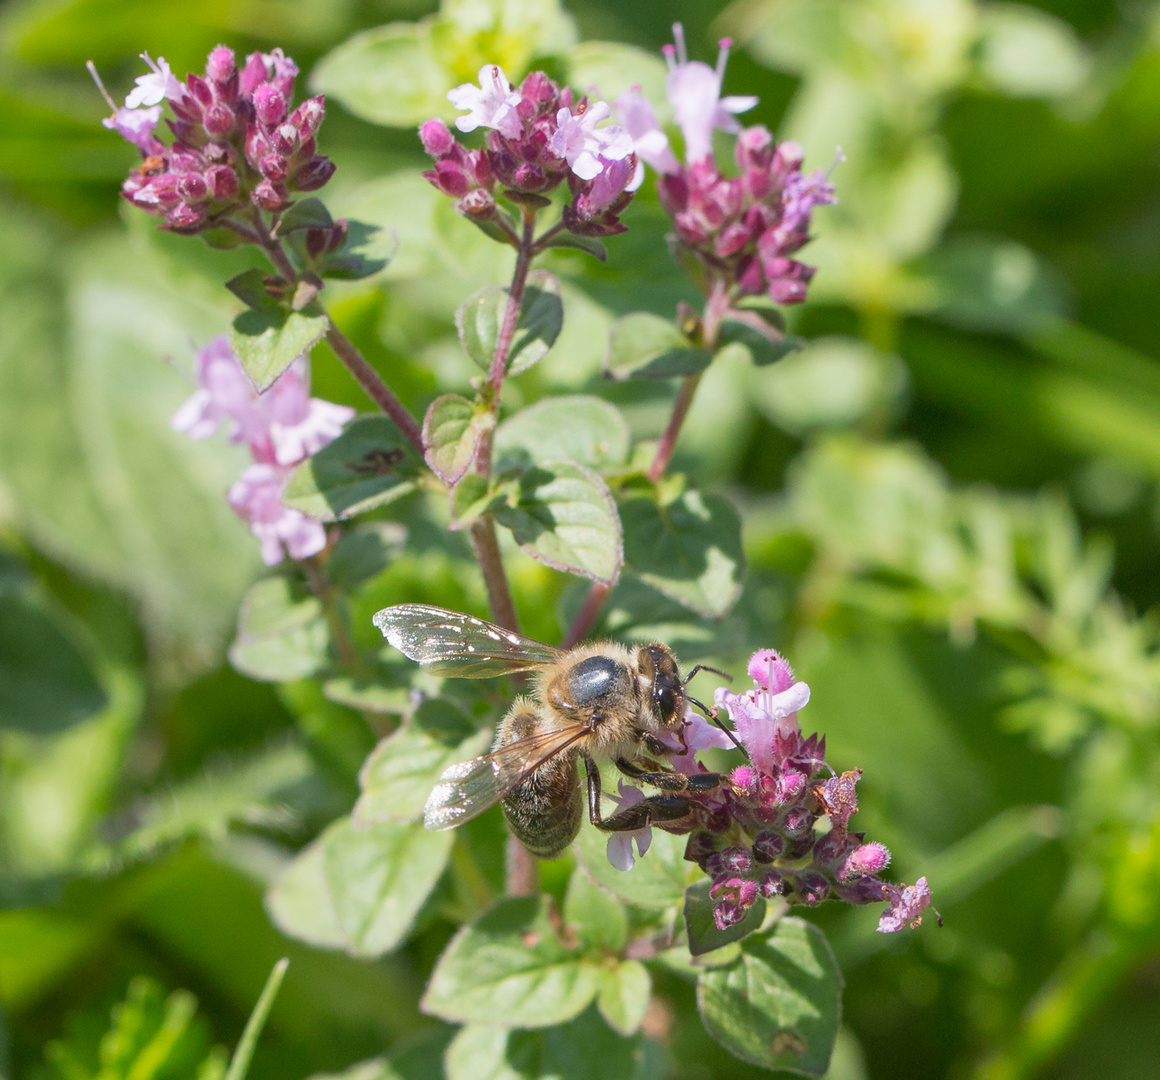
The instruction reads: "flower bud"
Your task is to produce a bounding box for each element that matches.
[166,203,205,231]
[795,872,829,905]
[259,153,288,181]
[735,124,773,173]
[273,122,298,156]
[187,74,213,108]
[432,159,470,196]
[714,221,753,258]
[240,52,268,98]
[203,103,235,139]
[293,155,336,192]
[252,178,288,210]
[458,188,496,218]
[206,46,236,85]
[511,162,548,190]
[202,142,233,166]
[254,83,288,127]
[759,870,785,897]
[205,165,238,201]
[719,846,752,875]
[782,808,813,838]
[713,899,743,929]
[752,831,784,863]
[176,172,208,202]
[420,118,455,157]
[840,842,891,881]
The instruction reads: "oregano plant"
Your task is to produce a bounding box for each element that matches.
[88,25,935,1078]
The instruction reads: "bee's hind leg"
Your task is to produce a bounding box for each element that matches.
[613,756,727,795]
[583,757,696,832]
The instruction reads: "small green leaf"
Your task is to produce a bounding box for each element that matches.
[564,869,628,953]
[491,462,623,585]
[445,1009,655,1080]
[266,815,453,958]
[457,271,563,375]
[422,896,601,1027]
[228,577,329,682]
[597,960,651,1036]
[574,826,697,910]
[325,522,407,591]
[225,268,280,312]
[282,416,422,522]
[322,677,411,715]
[448,472,495,531]
[697,919,843,1077]
[605,313,712,380]
[275,198,334,235]
[230,304,329,392]
[539,233,607,261]
[310,22,452,128]
[494,396,630,473]
[0,592,106,734]
[684,878,767,956]
[317,221,397,281]
[423,394,488,486]
[354,698,491,826]
[716,315,802,367]
[620,490,744,618]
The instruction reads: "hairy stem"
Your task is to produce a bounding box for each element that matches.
[249,211,300,284]
[505,834,539,897]
[324,323,424,453]
[468,517,521,635]
[303,554,361,674]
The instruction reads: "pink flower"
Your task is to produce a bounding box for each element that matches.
[228,464,326,566]
[604,781,653,871]
[714,649,811,776]
[102,105,162,152]
[448,65,523,139]
[663,25,757,164]
[549,101,634,181]
[659,710,736,774]
[877,877,934,933]
[125,53,183,109]
[615,88,680,175]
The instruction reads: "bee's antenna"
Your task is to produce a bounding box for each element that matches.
[683,664,733,686]
[687,695,749,759]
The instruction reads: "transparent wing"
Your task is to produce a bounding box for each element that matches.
[373,604,563,678]
[423,721,588,831]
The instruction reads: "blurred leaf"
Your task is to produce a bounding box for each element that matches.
[423,394,488,486]
[353,698,490,826]
[275,199,335,235]
[0,591,106,734]
[457,271,563,376]
[321,676,411,715]
[976,3,1092,99]
[493,396,630,473]
[230,304,329,393]
[228,578,329,682]
[596,959,651,1037]
[604,313,712,381]
[267,815,453,958]
[564,868,628,953]
[223,957,288,1080]
[444,1009,659,1080]
[566,41,668,115]
[316,221,398,282]
[684,879,767,957]
[422,896,601,1027]
[282,416,423,522]
[537,233,607,261]
[620,490,744,618]
[325,522,408,591]
[491,462,623,585]
[749,336,909,435]
[697,918,843,1077]
[574,826,697,910]
[716,315,802,368]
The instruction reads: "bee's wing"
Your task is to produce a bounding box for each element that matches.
[374,604,564,678]
[423,721,588,831]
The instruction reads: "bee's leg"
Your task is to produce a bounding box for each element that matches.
[614,756,727,795]
[584,757,692,830]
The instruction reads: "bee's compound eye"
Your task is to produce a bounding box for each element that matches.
[656,686,676,720]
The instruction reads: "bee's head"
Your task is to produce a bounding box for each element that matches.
[637,644,686,729]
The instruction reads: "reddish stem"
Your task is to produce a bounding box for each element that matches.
[561,582,611,649]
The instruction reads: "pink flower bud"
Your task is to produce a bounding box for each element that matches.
[245,124,271,169]
[458,188,496,218]
[420,118,455,156]
[272,123,298,156]
[176,172,208,202]
[432,159,470,196]
[252,178,288,209]
[735,254,764,295]
[714,221,753,258]
[720,846,752,874]
[753,832,784,863]
[187,74,213,108]
[259,153,288,180]
[511,162,547,190]
[759,870,785,897]
[206,46,236,85]
[292,155,336,192]
[735,124,773,172]
[166,203,206,231]
[254,84,287,127]
[841,842,891,881]
[290,96,325,139]
[203,103,235,139]
[202,142,232,166]
[205,165,238,201]
[240,52,269,97]
[795,872,829,905]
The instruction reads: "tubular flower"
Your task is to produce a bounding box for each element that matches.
[616,24,838,305]
[422,68,639,238]
[91,45,335,233]
[632,649,937,935]
[172,336,353,565]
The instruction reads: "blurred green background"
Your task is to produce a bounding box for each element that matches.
[3,0,1160,1078]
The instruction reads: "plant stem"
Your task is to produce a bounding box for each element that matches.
[249,212,299,284]
[468,516,521,635]
[561,582,611,648]
[488,212,537,405]
[505,834,539,897]
[303,553,361,674]
[324,323,424,453]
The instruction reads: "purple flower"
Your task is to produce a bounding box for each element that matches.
[714,649,810,777]
[549,101,633,181]
[102,105,162,152]
[125,52,183,109]
[662,25,757,164]
[604,781,653,871]
[614,88,680,175]
[658,710,736,774]
[448,65,523,139]
[877,877,934,933]
[228,464,327,565]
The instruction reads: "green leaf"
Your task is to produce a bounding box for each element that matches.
[448,472,494,531]
[491,463,623,585]
[538,233,607,261]
[697,919,843,1077]
[444,1009,658,1080]
[0,592,106,734]
[597,960,651,1037]
[574,826,697,910]
[605,313,712,380]
[684,879,767,957]
[230,304,329,392]
[976,4,1092,99]
[354,698,491,826]
[322,677,411,715]
[564,869,628,953]
[422,896,601,1027]
[456,271,563,375]
[325,522,407,591]
[310,22,452,128]
[228,577,329,682]
[224,958,288,1080]
[717,313,802,368]
[620,490,744,618]
[275,198,334,235]
[317,221,397,281]
[493,397,630,474]
[266,815,453,958]
[225,268,280,313]
[281,416,422,522]
[423,394,489,486]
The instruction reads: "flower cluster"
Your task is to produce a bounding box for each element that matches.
[92,47,334,233]
[618,25,838,303]
[172,338,353,564]
[420,66,640,237]
[613,648,935,935]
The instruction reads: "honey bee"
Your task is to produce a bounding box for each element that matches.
[373,604,736,858]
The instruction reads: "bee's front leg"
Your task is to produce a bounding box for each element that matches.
[613,756,728,795]
[583,757,697,831]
